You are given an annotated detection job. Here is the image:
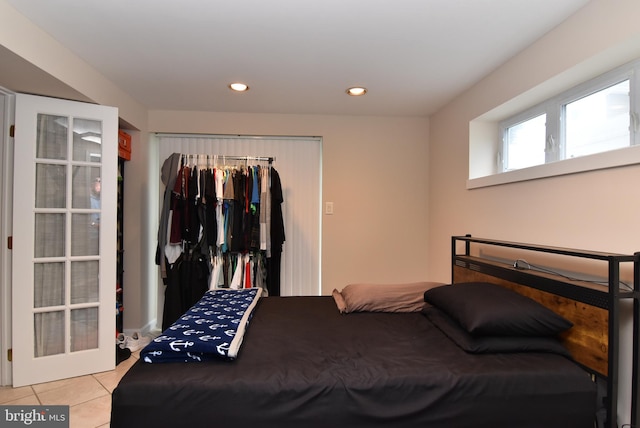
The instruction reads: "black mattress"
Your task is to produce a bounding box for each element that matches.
[111,296,596,428]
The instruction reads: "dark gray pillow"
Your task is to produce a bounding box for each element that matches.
[422,305,571,357]
[423,282,573,336]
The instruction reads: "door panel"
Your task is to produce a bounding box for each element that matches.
[12,94,117,387]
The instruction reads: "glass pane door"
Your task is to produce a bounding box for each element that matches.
[33,114,103,357]
[12,94,117,387]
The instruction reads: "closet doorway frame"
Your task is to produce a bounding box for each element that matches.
[153,133,323,330]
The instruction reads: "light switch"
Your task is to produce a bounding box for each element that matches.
[325,202,334,215]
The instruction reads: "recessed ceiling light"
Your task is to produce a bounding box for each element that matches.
[346,87,367,96]
[229,82,249,92]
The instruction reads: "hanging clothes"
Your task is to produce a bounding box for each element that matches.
[249,166,261,250]
[161,248,210,330]
[267,167,285,296]
[156,153,181,283]
[259,166,270,253]
[156,154,284,328]
[203,168,217,247]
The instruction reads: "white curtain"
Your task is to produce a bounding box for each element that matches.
[156,134,322,297]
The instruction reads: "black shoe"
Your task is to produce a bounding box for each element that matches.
[116,344,132,365]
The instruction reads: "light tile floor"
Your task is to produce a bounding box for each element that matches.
[0,350,139,428]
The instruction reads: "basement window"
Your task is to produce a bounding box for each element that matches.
[469,59,640,188]
[502,112,546,171]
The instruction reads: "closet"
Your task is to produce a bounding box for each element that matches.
[156,153,285,329]
[155,134,322,299]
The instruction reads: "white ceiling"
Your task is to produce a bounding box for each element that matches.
[4,0,591,117]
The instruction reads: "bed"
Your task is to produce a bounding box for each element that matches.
[111,236,640,428]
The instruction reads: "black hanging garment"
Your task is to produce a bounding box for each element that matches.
[162,248,210,330]
[230,169,246,253]
[267,167,285,296]
[204,168,217,247]
[162,256,183,331]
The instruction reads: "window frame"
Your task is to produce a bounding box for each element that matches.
[497,60,639,174]
[498,106,548,172]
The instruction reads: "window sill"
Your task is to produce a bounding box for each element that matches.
[467,144,640,189]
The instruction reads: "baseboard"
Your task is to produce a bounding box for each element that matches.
[123,318,158,338]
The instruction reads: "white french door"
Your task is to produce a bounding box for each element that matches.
[11,94,117,387]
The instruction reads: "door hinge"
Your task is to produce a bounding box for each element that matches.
[7,236,12,250]
[9,125,14,138]
[7,348,11,362]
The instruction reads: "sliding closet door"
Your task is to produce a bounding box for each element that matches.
[12,94,117,387]
[157,135,321,297]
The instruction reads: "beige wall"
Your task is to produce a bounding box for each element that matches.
[428,0,640,423]
[148,111,431,296]
[428,0,640,281]
[0,0,147,129]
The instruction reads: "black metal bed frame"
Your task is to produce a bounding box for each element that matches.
[451,235,640,428]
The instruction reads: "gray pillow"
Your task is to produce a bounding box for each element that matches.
[332,281,443,313]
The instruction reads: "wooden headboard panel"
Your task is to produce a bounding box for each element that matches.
[451,235,639,428]
[453,263,609,375]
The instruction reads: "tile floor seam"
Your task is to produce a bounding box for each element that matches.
[67,393,109,409]
[2,349,139,427]
[91,374,115,393]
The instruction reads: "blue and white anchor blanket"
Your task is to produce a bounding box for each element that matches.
[141,288,262,363]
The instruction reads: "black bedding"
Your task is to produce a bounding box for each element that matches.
[111,296,596,428]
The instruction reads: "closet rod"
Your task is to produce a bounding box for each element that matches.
[218,155,274,163]
[157,133,321,142]
[180,154,275,164]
